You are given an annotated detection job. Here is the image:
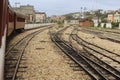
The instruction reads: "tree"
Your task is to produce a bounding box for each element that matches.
[111,22,119,28]
[66,15,73,20]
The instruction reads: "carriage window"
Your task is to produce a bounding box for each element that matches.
[17,17,25,22]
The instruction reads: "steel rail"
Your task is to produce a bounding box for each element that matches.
[5,26,51,80]
[5,26,51,57]
[73,34,120,64]
[70,28,120,79]
[50,30,108,80]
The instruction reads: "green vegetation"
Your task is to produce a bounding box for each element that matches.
[104,24,106,28]
[57,21,64,28]
[111,22,119,29]
[65,15,73,20]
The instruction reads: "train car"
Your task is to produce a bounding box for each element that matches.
[14,13,25,32]
[0,0,8,80]
[7,5,15,36]
[0,0,25,80]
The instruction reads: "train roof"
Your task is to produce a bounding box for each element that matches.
[8,2,14,12]
[8,2,26,18]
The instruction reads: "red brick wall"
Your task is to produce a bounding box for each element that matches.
[80,21,94,27]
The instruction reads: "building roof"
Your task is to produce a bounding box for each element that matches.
[35,12,46,14]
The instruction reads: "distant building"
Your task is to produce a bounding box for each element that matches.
[106,10,115,14]
[114,11,120,23]
[35,12,46,23]
[92,17,101,24]
[107,11,120,23]
[50,15,65,22]
[13,4,35,23]
[106,23,112,28]
[72,13,80,19]
[64,20,79,25]
[100,10,106,14]
[89,10,95,15]
[107,14,114,22]
[79,19,94,27]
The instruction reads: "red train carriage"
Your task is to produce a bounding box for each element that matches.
[0,0,25,80]
[7,5,15,36]
[0,0,8,47]
[0,0,8,80]
[15,13,25,31]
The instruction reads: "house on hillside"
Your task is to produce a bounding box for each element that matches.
[114,11,120,23]
[107,11,120,23]
[107,14,114,22]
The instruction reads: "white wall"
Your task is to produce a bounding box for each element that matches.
[25,23,55,29]
[94,22,98,27]
[106,23,112,28]
[119,23,120,29]
[101,23,105,28]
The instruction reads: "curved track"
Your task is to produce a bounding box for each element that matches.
[71,28,120,79]
[79,27,120,43]
[5,26,51,80]
[51,26,120,80]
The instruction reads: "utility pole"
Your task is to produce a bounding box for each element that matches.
[83,7,86,19]
[80,7,83,19]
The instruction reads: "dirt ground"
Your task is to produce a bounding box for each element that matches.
[9,26,120,80]
[22,28,90,80]
[77,28,120,54]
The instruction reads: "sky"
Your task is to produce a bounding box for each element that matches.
[9,0,120,16]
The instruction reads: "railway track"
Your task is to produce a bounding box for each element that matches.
[51,26,120,80]
[6,26,51,57]
[70,28,120,79]
[79,27,120,43]
[5,26,51,80]
[83,27,120,34]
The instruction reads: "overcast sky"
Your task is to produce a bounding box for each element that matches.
[9,0,120,16]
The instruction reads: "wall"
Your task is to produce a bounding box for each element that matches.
[106,23,112,28]
[80,21,94,27]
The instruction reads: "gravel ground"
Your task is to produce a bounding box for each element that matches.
[61,26,83,51]
[22,28,90,80]
[8,28,42,46]
[61,26,74,41]
[77,28,120,70]
[77,28,120,54]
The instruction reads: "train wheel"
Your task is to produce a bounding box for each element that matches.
[15,28,24,33]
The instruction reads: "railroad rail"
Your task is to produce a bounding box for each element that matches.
[70,28,120,79]
[5,26,51,80]
[51,26,120,80]
[82,27,120,34]
[6,26,51,57]
[79,27,120,43]
[72,34,120,64]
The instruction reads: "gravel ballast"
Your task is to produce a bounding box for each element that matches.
[22,29,90,80]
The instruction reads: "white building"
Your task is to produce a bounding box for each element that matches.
[106,23,112,28]
[101,23,105,28]
[64,20,79,25]
[72,13,80,19]
[114,12,120,22]
[35,12,46,23]
[13,5,35,23]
